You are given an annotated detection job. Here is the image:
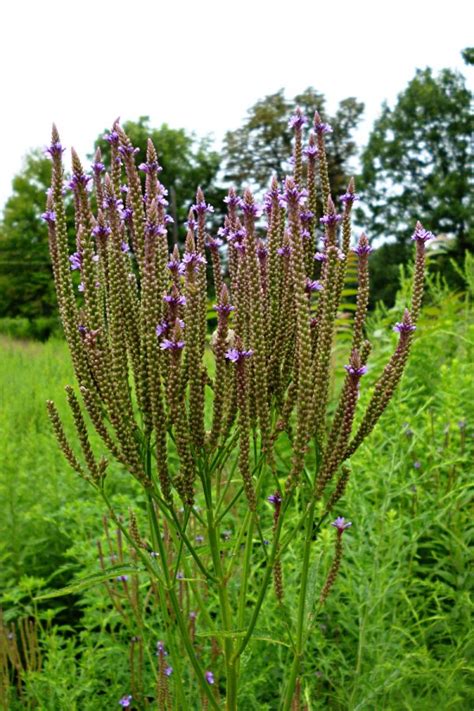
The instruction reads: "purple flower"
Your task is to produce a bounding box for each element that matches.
[186,216,198,231]
[306,279,323,293]
[145,223,167,238]
[192,200,214,215]
[78,282,85,292]
[303,144,318,158]
[138,160,162,174]
[277,245,291,257]
[224,192,240,208]
[121,241,131,254]
[320,213,342,226]
[92,161,105,174]
[214,303,235,315]
[238,198,262,218]
[156,641,167,655]
[393,321,416,334]
[413,461,421,469]
[314,251,327,262]
[118,145,140,158]
[353,242,373,256]
[116,575,129,582]
[120,184,129,194]
[163,293,186,307]
[205,671,215,685]
[92,224,111,239]
[411,222,434,244]
[121,207,134,222]
[225,348,254,364]
[68,174,92,192]
[104,131,119,145]
[314,121,333,135]
[331,516,352,532]
[167,257,185,275]
[160,339,185,352]
[206,236,223,250]
[267,492,282,506]
[103,195,123,211]
[156,321,169,337]
[288,108,308,130]
[195,535,204,543]
[300,210,314,225]
[164,665,173,676]
[340,191,360,204]
[44,141,65,159]
[182,252,207,271]
[41,210,56,224]
[69,252,82,271]
[280,179,308,207]
[118,695,132,707]
[344,364,368,377]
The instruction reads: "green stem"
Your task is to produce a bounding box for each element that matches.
[281,499,316,711]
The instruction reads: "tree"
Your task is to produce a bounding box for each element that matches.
[359,67,473,258]
[95,116,224,237]
[0,150,57,328]
[222,88,364,197]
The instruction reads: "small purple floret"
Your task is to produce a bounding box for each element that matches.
[41,211,56,224]
[393,321,416,334]
[119,695,132,708]
[267,492,282,506]
[331,516,352,532]
[344,364,368,377]
[411,224,434,243]
[225,348,253,363]
[205,671,215,685]
[340,192,360,204]
[160,339,185,351]
[320,213,342,226]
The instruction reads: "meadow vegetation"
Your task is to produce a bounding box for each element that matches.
[1,265,472,710]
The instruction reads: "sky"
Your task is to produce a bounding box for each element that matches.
[0,0,472,210]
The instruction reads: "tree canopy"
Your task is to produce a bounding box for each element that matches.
[222,88,364,197]
[359,67,473,257]
[0,151,56,326]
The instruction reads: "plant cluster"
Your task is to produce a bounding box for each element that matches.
[43,109,431,708]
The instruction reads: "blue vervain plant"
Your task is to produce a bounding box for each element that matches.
[44,109,432,709]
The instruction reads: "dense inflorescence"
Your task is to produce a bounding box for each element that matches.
[44,110,432,709]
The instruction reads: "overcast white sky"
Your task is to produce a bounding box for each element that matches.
[0,0,472,210]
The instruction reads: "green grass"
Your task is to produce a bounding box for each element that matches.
[1,280,473,709]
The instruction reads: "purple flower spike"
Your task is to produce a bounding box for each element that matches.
[288,108,308,130]
[303,144,318,158]
[340,191,360,204]
[344,364,368,377]
[206,236,223,250]
[353,242,373,256]
[267,492,282,506]
[411,222,434,243]
[314,251,327,262]
[160,339,185,351]
[92,224,111,239]
[238,198,262,218]
[224,193,240,207]
[205,671,215,685]
[182,252,207,271]
[331,516,352,532]
[92,161,105,174]
[225,348,253,364]
[68,174,92,192]
[104,131,119,145]
[119,695,132,707]
[277,245,292,257]
[214,303,235,315]
[314,121,333,135]
[118,145,140,158]
[163,293,186,307]
[69,252,82,271]
[306,279,323,293]
[44,141,65,159]
[300,210,314,225]
[192,200,214,215]
[138,160,162,174]
[41,210,56,224]
[393,321,416,334]
[320,213,342,226]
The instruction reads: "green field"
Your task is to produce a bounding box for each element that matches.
[1,276,473,710]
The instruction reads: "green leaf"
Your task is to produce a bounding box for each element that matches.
[34,565,144,600]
